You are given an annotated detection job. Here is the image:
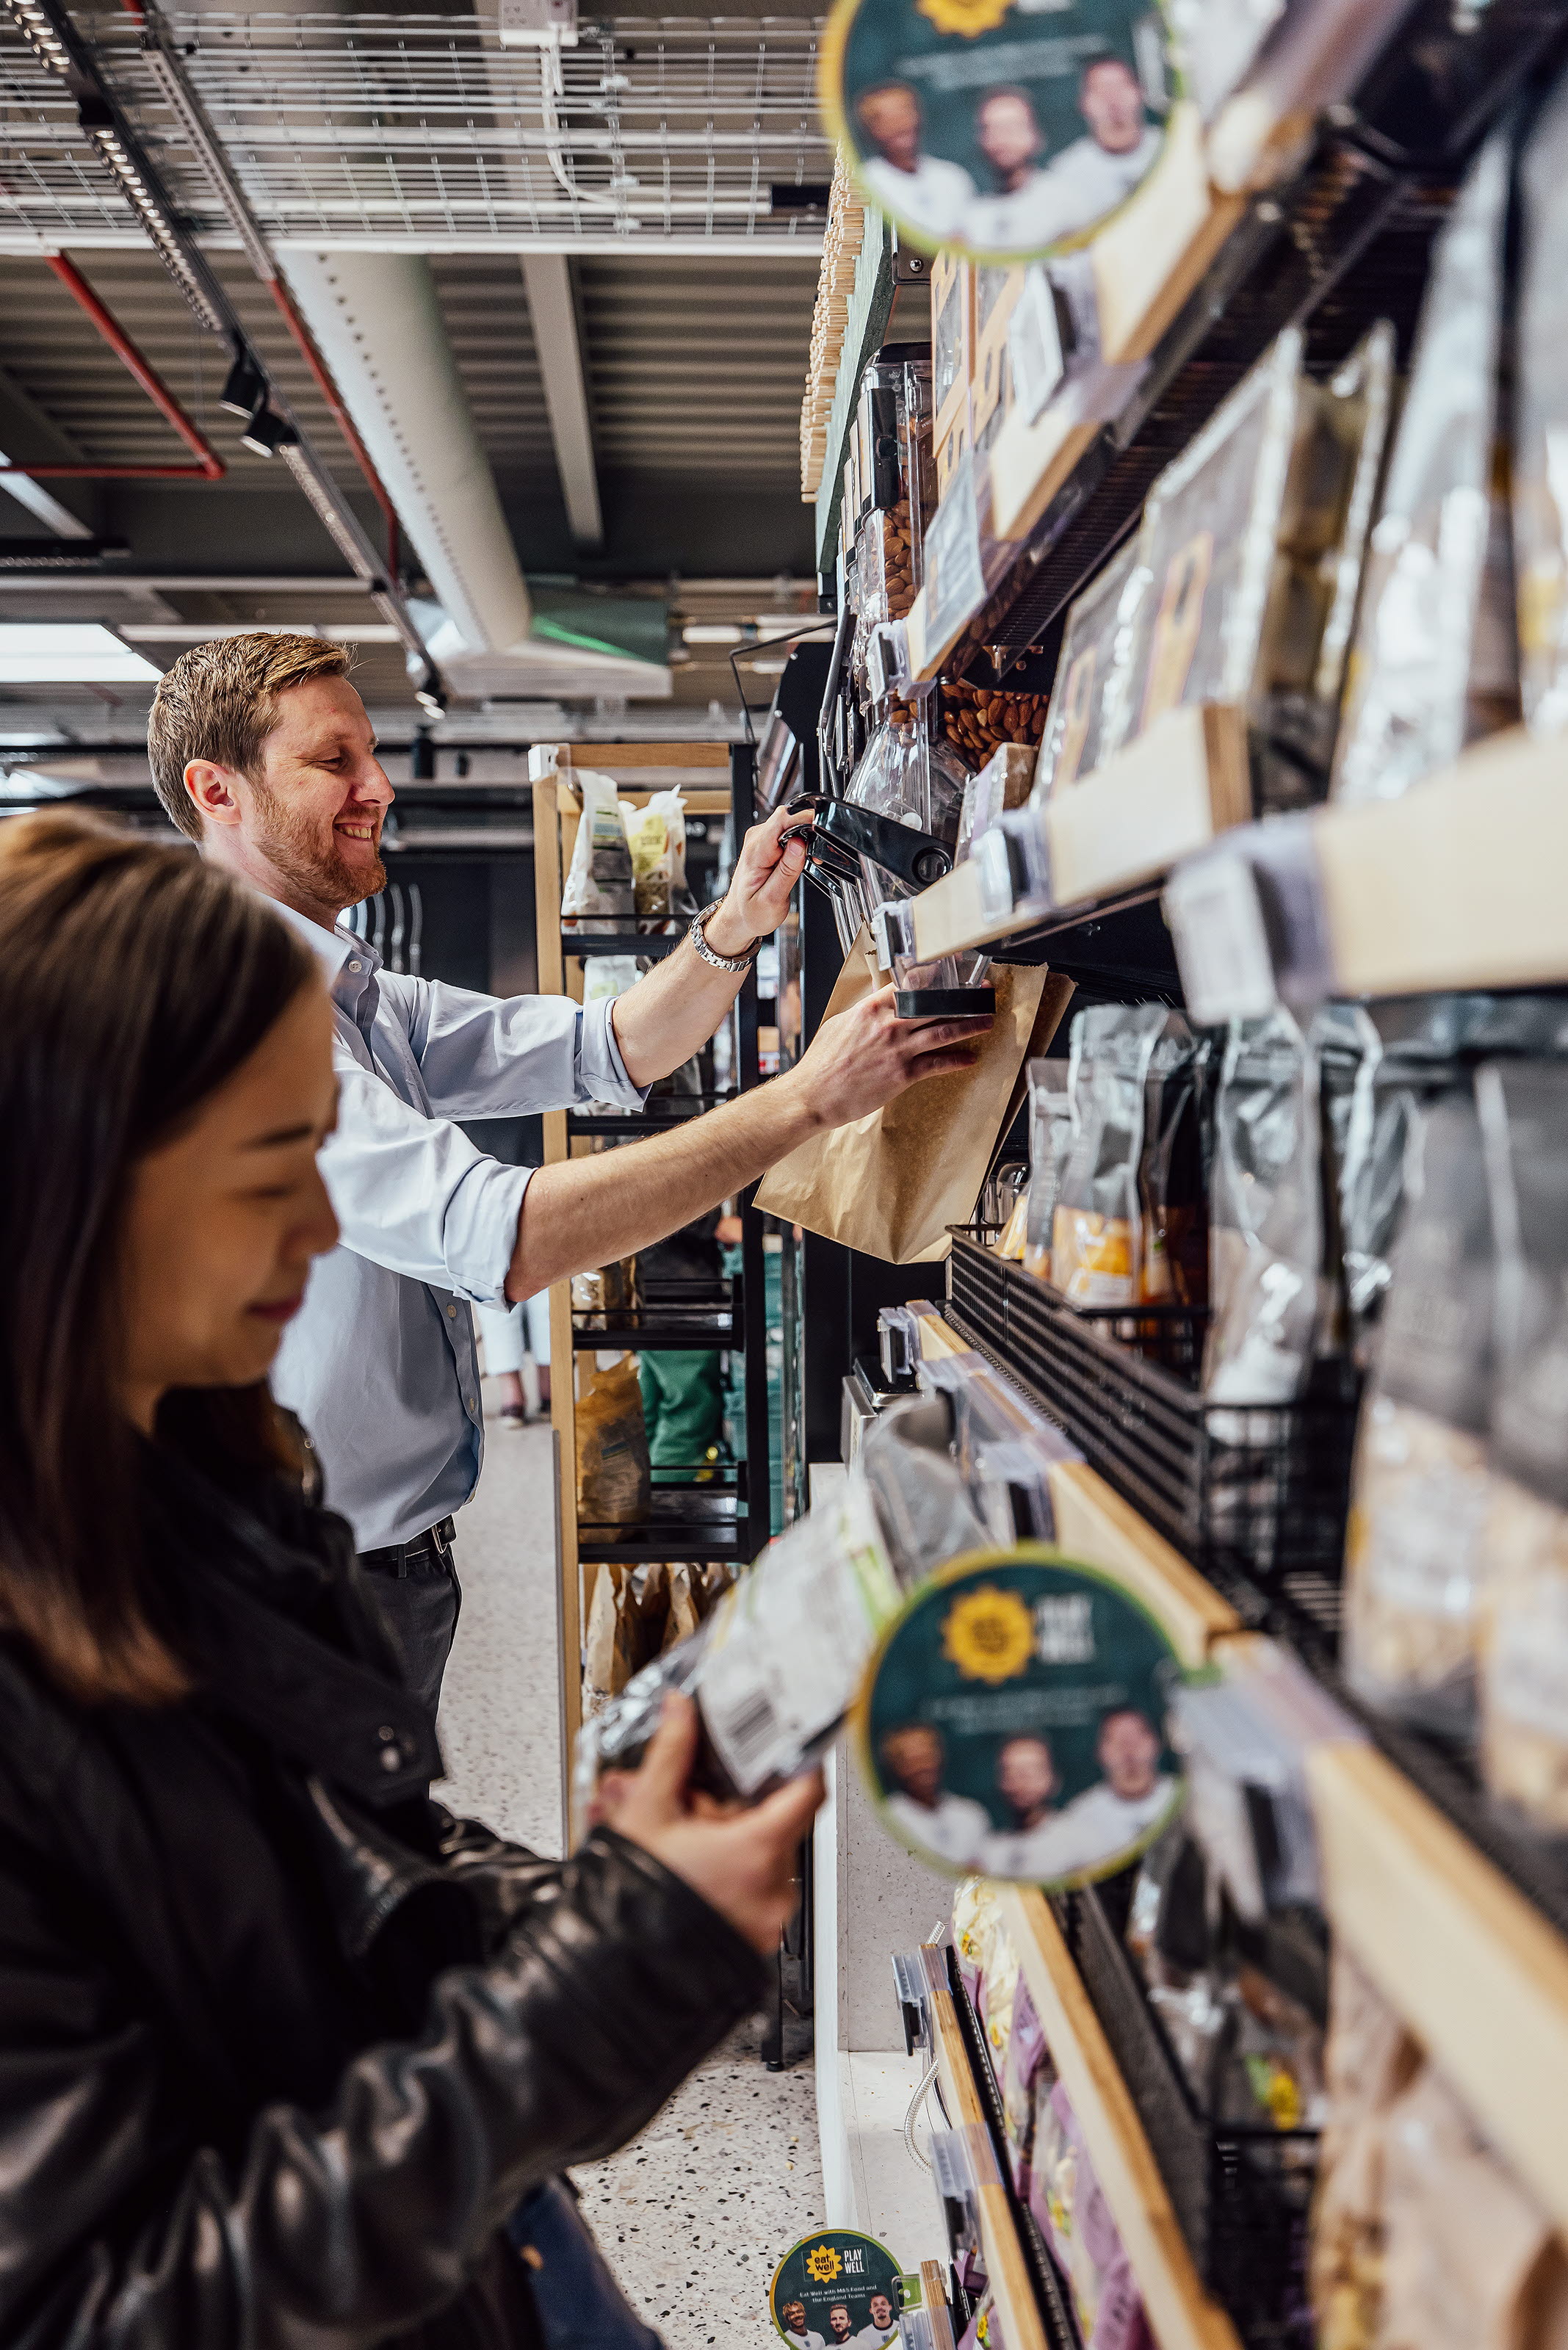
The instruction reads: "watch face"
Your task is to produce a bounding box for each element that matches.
[821,0,1174,264]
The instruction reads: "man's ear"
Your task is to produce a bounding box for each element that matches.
[184,759,244,830]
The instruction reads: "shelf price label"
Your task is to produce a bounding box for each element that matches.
[922,449,986,658]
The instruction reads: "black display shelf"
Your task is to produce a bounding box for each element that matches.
[577,1486,749,1566]
[566,1099,729,1135]
[1055,1886,1317,2350]
[945,1234,1358,1652]
[571,1310,737,1349]
[560,930,682,956]
[946,1950,1085,2350]
[988,891,1185,1008]
[958,0,1568,679]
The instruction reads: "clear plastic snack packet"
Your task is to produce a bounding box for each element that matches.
[1379,2065,1558,2350]
[1308,1950,1423,2350]
[1203,1008,1323,1407]
[624,788,690,929]
[1031,538,1146,799]
[1116,325,1383,811]
[1022,1058,1074,1281]
[1341,1093,1499,1735]
[1052,1005,1171,1306]
[1511,66,1568,736]
[1475,1063,1568,1834]
[572,1395,988,1828]
[560,770,635,930]
[1332,126,1519,807]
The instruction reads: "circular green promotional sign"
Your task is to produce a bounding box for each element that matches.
[857,1544,1185,1884]
[770,2230,906,2349]
[820,0,1174,262]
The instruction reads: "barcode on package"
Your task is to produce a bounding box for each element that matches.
[708,1684,782,1792]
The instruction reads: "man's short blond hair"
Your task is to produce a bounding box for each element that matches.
[147,631,353,841]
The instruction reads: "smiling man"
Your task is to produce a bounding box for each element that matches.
[146,635,987,1709]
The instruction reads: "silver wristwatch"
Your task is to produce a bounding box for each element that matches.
[689,898,759,975]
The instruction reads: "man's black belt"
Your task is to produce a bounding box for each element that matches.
[358,1516,457,1580]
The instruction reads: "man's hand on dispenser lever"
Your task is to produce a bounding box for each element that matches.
[702,802,812,959]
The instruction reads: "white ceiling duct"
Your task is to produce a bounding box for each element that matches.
[281,248,668,699]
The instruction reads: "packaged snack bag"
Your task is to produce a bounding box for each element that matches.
[624,788,690,929]
[1203,1007,1324,1406]
[1332,127,1520,806]
[561,770,635,929]
[1138,1017,1209,1306]
[1022,1059,1074,1281]
[574,1351,651,1527]
[1031,538,1146,798]
[1052,1005,1171,1306]
[1341,1094,1499,1733]
[1514,67,1568,734]
[1308,1950,1423,2350]
[1475,1062,1568,1832]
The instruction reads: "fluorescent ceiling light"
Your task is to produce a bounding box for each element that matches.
[743,658,788,675]
[682,623,743,646]
[0,623,162,684]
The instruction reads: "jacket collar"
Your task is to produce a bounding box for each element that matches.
[142,1442,442,1808]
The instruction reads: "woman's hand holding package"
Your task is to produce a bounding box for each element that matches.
[600,1693,823,1953]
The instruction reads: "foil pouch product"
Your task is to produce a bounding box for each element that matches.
[1475,1062,1568,1835]
[1341,1094,1498,1735]
[1024,1058,1075,1281]
[1139,1016,1209,1306]
[1203,1008,1322,1406]
[1332,126,1520,806]
[1052,1004,1171,1306]
[1513,68,1568,734]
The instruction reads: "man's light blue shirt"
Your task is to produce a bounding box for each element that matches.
[270,904,645,1548]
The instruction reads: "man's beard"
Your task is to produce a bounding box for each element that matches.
[251,774,386,911]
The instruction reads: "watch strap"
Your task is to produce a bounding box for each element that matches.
[690,898,758,975]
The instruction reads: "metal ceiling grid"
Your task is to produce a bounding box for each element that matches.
[0,12,833,255]
[579,251,817,477]
[0,247,382,482]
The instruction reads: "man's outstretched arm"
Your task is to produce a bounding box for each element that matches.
[606,801,807,1088]
[507,986,989,1299]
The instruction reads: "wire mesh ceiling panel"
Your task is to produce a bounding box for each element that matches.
[0,12,833,254]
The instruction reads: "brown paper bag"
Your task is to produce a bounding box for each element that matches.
[575,1351,651,1523]
[756,931,1074,1263]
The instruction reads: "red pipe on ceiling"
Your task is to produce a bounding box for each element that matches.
[0,255,225,483]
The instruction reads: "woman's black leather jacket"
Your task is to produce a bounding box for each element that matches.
[0,1443,763,2349]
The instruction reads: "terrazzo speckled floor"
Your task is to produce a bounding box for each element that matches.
[436,1381,825,2340]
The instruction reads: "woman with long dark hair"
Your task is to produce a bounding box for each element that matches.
[0,809,818,2348]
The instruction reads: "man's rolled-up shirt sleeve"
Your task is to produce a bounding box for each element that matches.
[389,973,649,1116]
[321,1049,530,1306]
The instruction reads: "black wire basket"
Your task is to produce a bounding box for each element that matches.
[945,1232,1359,1653]
[1056,1885,1318,2349]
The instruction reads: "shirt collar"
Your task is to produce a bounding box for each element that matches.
[268,898,381,1018]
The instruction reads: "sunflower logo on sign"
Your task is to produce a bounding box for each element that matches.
[914,0,1011,35]
[941,1585,1033,1683]
[804,2245,844,2285]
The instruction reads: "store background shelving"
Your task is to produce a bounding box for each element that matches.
[529,742,775,1761]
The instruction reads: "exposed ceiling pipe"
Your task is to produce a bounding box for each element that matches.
[0,256,225,482]
[280,249,532,659]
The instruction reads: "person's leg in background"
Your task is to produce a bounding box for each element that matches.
[638,1350,723,1485]
[475,1298,530,1427]
[356,1517,460,1717]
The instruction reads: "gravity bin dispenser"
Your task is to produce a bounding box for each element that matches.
[796,345,996,1021]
